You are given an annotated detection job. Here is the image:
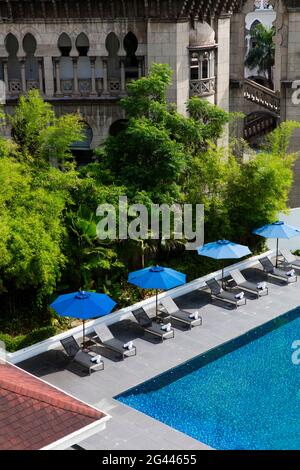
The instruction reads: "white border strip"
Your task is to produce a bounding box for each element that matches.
[6,250,274,364]
[41,417,110,450]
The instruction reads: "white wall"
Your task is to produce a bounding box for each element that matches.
[267,208,300,252]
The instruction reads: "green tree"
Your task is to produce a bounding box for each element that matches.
[245,24,275,88]
[0,157,75,305]
[226,123,300,248]
[9,89,84,164]
[99,64,229,203]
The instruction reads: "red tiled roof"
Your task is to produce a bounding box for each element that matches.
[0,363,106,450]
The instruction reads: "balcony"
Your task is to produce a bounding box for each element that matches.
[189,77,216,97]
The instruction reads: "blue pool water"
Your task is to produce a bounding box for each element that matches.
[117,309,300,450]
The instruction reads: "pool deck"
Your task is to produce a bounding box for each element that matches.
[18,263,300,450]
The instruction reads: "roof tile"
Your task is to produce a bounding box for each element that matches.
[0,363,106,450]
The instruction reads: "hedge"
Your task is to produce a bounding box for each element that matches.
[0,326,58,353]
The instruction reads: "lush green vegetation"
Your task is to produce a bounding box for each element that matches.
[0,66,298,351]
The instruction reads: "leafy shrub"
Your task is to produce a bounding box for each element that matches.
[0,326,58,353]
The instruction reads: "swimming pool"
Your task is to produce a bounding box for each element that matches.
[116,308,300,450]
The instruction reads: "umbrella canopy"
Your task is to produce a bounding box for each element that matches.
[197,240,252,287]
[197,240,251,260]
[50,291,116,346]
[128,266,186,316]
[253,221,300,239]
[253,221,300,266]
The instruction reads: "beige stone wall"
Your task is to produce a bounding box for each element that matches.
[216,15,231,146]
[0,20,148,60]
[0,20,147,147]
[0,17,227,145]
[146,20,190,115]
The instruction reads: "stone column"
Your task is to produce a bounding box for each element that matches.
[43,57,55,97]
[38,58,44,94]
[90,56,97,95]
[228,11,246,139]
[210,51,215,78]
[147,20,190,115]
[54,58,61,95]
[138,58,143,78]
[20,58,26,93]
[2,59,9,97]
[216,13,231,146]
[102,58,109,95]
[120,58,126,94]
[72,58,79,95]
[199,53,203,79]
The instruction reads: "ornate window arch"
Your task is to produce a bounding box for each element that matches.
[5,34,21,93]
[76,33,89,57]
[105,32,121,82]
[58,33,72,57]
[23,33,39,86]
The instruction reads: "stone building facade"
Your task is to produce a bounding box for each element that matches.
[2,1,300,202]
[0,0,240,158]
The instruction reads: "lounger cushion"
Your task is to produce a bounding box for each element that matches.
[102,338,129,353]
[145,322,170,336]
[170,310,194,323]
[260,257,296,281]
[74,350,101,369]
[215,291,240,302]
[273,268,291,279]
[238,281,260,292]
[160,297,199,323]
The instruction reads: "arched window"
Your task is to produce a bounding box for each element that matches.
[58,33,72,57]
[105,32,120,80]
[76,33,91,82]
[5,34,21,92]
[123,32,139,79]
[23,34,38,84]
[58,33,73,86]
[105,32,120,57]
[5,33,19,57]
[124,32,138,67]
[76,33,89,57]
